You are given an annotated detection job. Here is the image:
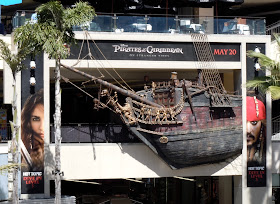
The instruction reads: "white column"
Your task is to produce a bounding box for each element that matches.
[242,39,272,204]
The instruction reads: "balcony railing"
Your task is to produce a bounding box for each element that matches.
[266,20,280,39]
[50,123,140,143]
[272,116,280,140]
[12,11,266,35]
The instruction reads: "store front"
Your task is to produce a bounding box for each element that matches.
[50,176,222,204]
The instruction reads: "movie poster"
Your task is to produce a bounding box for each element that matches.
[246,95,266,187]
[21,56,44,194]
[246,43,266,187]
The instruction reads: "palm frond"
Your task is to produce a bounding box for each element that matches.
[246,76,269,86]
[0,39,28,74]
[0,39,12,59]
[36,1,64,31]
[268,86,280,100]
[0,164,21,174]
[247,50,276,71]
[64,1,96,28]
[274,33,280,51]
[246,38,280,98]
[14,22,41,54]
[15,1,95,60]
[246,77,270,92]
[15,21,68,59]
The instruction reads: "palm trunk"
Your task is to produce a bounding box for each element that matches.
[54,60,61,204]
[11,78,19,204]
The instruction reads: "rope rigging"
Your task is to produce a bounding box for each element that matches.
[75,30,135,93]
[191,33,231,106]
[61,75,117,114]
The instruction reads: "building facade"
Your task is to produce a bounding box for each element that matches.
[1,2,280,204]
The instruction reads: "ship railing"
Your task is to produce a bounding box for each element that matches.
[12,10,266,35]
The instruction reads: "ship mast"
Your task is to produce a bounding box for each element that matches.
[60,63,162,108]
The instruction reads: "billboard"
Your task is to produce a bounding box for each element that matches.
[69,40,241,62]
[246,43,267,187]
[21,57,44,194]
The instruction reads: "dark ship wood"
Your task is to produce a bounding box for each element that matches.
[62,64,243,169]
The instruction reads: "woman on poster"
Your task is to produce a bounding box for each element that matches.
[21,89,44,171]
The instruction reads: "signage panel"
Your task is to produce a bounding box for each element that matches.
[69,40,240,62]
[246,43,267,187]
[21,56,44,194]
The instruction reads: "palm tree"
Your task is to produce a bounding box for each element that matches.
[0,39,30,204]
[0,164,21,173]
[247,34,280,100]
[14,1,95,203]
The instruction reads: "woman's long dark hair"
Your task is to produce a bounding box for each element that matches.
[21,89,44,170]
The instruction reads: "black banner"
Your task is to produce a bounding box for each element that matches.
[69,40,240,62]
[21,171,44,194]
[21,55,44,194]
[246,43,266,187]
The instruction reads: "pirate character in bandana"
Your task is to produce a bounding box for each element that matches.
[246,96,266,164]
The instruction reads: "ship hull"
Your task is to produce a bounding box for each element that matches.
[126,88,243,169]
[130,126,242,169]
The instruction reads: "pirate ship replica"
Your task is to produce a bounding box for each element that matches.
[61,34,243,169]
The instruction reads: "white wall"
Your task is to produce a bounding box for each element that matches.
[0,144,8,154]
[44,32,271,203]
[0,35,14,104]
[45,143,242,181]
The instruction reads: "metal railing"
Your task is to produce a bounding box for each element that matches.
[98,198,143,204]
[12,11,266,35]
[272,115,280,136]
[2,117,280,142]
[266,20,280,39]
[0,123,140,143]
[50,123,140,143]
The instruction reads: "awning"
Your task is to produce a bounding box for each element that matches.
[0,0,22,6]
